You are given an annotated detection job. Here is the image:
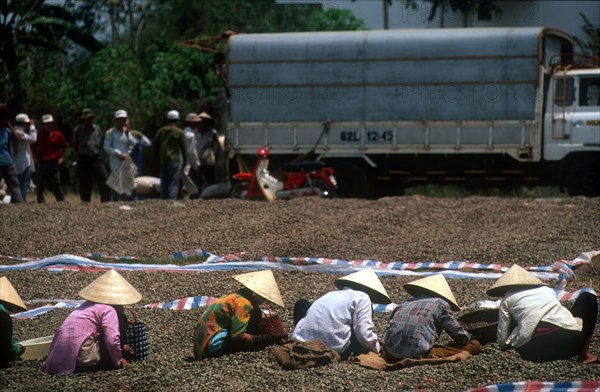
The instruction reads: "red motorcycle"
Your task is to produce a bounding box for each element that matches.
[230,147,337,201]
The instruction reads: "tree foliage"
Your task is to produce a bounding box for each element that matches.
[1,0,367,140]
[573,13,600,58]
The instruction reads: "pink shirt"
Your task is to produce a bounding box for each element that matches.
[42,302,123,374]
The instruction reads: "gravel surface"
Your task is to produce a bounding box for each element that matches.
[1,196,599,391]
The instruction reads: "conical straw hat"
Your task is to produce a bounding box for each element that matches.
[0,276,27,311]
[403,274,460,311]
[486,264,545,297]
[79,269,142,305]
[334,269,391,304]
[233,270,285,308]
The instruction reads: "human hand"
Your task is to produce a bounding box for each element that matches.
[18,344,26,356]
[120,358,129,368]
[123,344,135,357]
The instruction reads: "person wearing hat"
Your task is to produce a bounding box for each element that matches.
[487,264,598,364]
[291,269,391,359]
[183,113,202,199]
[72,108,111,203]
[42,269,142,374]
[31,114,66,203]
[193,112,220,193]
[153,110,187,199]
[104,109,137,201]
[12,113,37,201]
[382,274,472,361]
[0,277,28,367]
[193,270,287,360]
[0,104,24,203]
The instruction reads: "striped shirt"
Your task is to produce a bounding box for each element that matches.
[383,297,470,359]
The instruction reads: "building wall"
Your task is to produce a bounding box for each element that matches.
[279,0,600,45]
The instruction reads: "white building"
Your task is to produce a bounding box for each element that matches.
[280,0,600,45]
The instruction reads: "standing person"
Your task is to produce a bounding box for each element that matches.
[42,269,142,374]
[487,264,598,364]
[12,113,37,201]
[0,276,28,368]
[291,269,391,359]
[104,110,137,201]
[72,108,110,203]
[0,104,24,203]
[128,123,151,177]
[153,110,186,199]
[195,112,220,191]
[382,274,473,361]
[183,112,201,199]
[193,270,287,360]
[32,114,66,203]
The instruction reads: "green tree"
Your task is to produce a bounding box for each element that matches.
[0,0,102,107]
[404,0,499,27]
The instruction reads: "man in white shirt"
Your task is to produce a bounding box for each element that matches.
[291,269,391,359]
[12,113,37,201]
[487,264,598,364]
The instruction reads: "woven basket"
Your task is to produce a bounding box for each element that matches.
[259,306,286,336]
[457,308,499,345]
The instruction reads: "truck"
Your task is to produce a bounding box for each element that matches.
[225,27,600,198]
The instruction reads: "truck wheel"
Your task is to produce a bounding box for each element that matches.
[330,162,371,199]
[566,161,600,197]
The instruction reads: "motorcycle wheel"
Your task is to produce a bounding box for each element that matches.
[304,178,337,198]
[230,181,250,199]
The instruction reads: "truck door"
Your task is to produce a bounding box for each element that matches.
[550,76,575,141]
[570,75,600,146]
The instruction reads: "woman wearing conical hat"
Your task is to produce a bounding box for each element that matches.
[42,269,142,374]
[291,269,391,359]
[487,264,598,364]
[193,270,287,360]
[382,274,473,360]
[0,277,28,367]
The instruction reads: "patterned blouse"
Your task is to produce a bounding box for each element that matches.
[193,291,258,360]
[383,297,470,359]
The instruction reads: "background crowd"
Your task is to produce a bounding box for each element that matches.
[0,103,222,204]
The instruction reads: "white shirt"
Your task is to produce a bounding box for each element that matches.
[183,126,200,170]
[498,286,582,348]
[12,125,37,174]
[103,127,136,172]
[291,288,380,354]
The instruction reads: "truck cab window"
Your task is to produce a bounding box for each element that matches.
[554,78,574,107]
[579,77,600,106]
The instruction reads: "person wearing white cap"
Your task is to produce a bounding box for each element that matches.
[0,276,28,367]
[382,274,473,361]
[487,264,598,364]
[103,110,137,201]
[0,104,24,203]
[291,269,391,359]
[193,270,287,360]
[153,110,187,199]
[32,114,66,203]
[72,108,111,203]
[12,113,37,201]
[42,269,142,374]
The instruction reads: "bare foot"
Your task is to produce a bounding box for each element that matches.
[579,353,599,364]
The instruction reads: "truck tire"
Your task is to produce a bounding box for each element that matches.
[329,162,371,199]
[565,160,600,197]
